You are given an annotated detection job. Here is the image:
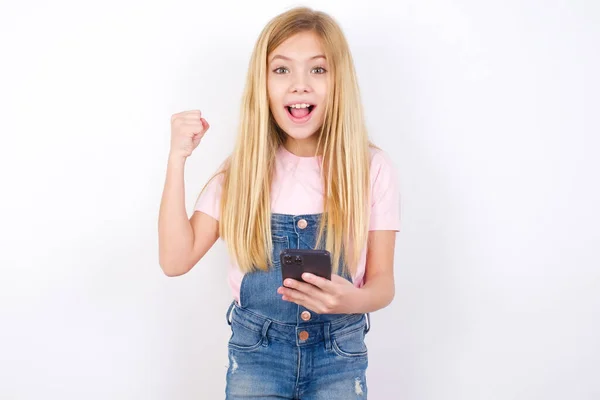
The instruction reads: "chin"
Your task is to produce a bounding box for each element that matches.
[273,112,325,143]
[280,125,322,141]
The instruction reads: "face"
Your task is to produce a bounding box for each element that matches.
[267,31,329,151]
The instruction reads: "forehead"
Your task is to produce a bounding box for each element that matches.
[269,31,325,62]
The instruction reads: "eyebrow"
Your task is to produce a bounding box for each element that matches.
[269,54,327,62]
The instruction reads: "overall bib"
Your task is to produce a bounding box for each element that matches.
[225,213,370,399]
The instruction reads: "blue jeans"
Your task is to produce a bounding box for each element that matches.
[225,213,370,399]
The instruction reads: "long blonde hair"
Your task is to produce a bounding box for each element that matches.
[207,7,372,276]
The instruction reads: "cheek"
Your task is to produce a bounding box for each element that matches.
[267,97,280,116]
[268,95,286,125]
[269,101,284,119]
[315,84,328,116]
[313,80,329,107]
[267,82,277,104]
[268,86,284,110]
[318,80,329,100]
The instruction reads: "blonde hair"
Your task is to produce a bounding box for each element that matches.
[205,7,373,276]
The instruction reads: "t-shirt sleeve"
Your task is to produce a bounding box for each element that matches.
[369,150,401,231]
[194,172,224,221]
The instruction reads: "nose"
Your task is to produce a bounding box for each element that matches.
[289,73,311,93]
[292,85,309,93]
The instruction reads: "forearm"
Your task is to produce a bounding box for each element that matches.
[352,274,395,314]
[158,155,194,274]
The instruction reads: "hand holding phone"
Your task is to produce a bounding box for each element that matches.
[280,249,332,283]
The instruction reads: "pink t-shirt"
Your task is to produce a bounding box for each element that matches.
[195,145,400,304]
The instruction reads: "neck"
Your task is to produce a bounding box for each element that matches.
[283,136,320,157]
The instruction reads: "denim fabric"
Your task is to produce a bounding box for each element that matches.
[225,213,370,399]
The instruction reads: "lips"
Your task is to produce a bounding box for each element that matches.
[285,104,316,124]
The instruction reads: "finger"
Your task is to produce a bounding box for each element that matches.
[181,120,209,133]
[180,121,203,127]
[280,288,318,310]
[182,110,202,117]
[200,117,210,131]
[283,278,321,296]
[278,285,302,298]
[301,273,334,291]
[171,110,201,122]
[191,120,209,134]
[281,291,322,313]
[278,286,326,311]
[280,287,308,303]
[284,297,319,313]
[182,112,202,121]
[180,122,205,133]
[278,282,325,309]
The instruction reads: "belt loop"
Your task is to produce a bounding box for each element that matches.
[324,322,332,350]
[226,301,235,326]
[261,319,272,347]
[365,313,371,333]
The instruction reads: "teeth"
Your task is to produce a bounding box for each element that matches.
[288,103,311,109]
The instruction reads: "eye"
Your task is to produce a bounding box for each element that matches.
[312,66,327,74]
[273,67,289,74]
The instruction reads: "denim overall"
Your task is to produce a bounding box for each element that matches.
[225,213,370,399]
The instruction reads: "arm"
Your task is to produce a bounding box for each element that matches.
[278,149,400,313]
[158,155,219,276]
[277,230,397,314]
[352,230,397,313]
[158,110,218,276]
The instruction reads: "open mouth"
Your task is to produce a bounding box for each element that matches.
[286,104,315,123]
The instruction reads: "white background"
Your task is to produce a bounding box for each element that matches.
[1,0,599,399]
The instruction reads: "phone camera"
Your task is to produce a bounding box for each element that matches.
[294,256,303,265]
[284,255,293,265]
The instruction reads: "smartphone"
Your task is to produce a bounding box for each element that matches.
[280,248,332,282]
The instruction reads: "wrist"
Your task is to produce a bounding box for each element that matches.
[168,153,187,165]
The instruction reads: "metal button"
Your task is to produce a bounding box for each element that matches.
[298,330,309,341]
[297,219,308,229]
[300,311,311,321]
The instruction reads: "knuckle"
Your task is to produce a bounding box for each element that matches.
[326,298,337,309]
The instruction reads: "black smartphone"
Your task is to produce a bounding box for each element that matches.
[280,249,332,282]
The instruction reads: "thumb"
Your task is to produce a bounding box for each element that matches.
[330,274,352,286]
[200,117,210,131]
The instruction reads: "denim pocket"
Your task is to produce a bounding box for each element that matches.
[331,325,368,358]
[271,234,289,268]
[228,320,264,352]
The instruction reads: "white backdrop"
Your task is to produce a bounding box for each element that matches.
[1,0,599,399]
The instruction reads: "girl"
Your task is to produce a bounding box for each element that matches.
[158,6,400,399]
